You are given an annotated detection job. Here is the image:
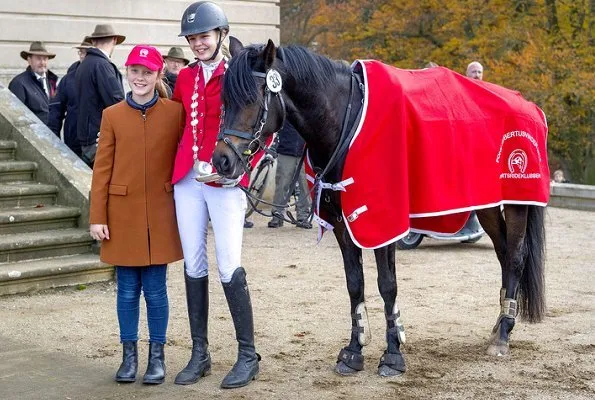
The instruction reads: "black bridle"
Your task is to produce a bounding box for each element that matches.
[218,71,286,174]
[218,49,364,225]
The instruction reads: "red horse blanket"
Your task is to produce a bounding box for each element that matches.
[308,60,549,249]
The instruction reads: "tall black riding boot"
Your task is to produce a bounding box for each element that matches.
[221,267,261,389]
[174,274,211,385]
[142,342,165,384]
[115,341,138,382]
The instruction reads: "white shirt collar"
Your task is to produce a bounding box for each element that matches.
[98,48,111,59]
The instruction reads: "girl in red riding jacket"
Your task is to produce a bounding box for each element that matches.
[172,1,260,389]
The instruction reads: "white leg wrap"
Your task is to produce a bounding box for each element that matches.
[391,303,406,344]
[354,302,372,346]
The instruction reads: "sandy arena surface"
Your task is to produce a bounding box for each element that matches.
[0,206,593,399]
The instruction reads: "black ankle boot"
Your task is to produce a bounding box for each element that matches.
[115,341,138,382]
[220,268,261,389]
[175,274,211,385]
[143,342,165,384]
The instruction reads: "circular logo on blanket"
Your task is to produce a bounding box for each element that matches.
[266,69,282,93]
[508,149,527,174]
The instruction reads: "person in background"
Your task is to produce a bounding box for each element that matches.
[466,61,483,80]
[48,38,93,157]
[162,46,189,94]
[454,60,486,239]
[76,24,126,167]
[89,45,183,385]
[8,41,58,125]
[268,121,311,229]
[552,169,569,183]
[172,1,261,389]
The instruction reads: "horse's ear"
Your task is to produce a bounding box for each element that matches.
[263,39,276,69]
[229,36,244,57]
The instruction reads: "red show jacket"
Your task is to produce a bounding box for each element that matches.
[172,59,270,188]
[172,60,229,185]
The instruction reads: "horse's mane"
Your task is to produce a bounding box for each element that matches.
[223,44,349,112]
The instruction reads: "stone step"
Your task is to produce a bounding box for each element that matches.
[0,182,58,207]
[0,205,80,234]
[0,141,16,161]
[0,254,112,296]
[0,160,37,182]
[0,228,94,263]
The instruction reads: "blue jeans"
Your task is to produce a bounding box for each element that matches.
[116,265,169,344]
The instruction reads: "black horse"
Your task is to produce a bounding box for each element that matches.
[212,38,546,377]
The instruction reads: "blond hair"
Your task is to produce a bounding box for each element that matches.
[155,71,169,98]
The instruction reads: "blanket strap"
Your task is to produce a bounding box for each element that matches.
[346,205,368,222]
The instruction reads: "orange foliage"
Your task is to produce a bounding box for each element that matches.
[280,0,594,183]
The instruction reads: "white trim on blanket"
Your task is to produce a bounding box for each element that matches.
[409,200,548,218]
[342,211,409,250]
[341,200,548,250]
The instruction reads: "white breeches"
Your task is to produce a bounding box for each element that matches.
[174,171,247,283]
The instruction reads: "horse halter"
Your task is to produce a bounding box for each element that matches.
[219,69,286,173]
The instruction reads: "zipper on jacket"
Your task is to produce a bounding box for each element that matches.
[142,110,150,263]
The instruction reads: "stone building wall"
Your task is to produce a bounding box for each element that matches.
[0,0,279,84]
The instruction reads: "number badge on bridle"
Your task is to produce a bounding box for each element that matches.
[266,69,283,93]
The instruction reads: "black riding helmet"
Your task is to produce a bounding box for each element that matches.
[179,1,229,36]
[180,2,229,61]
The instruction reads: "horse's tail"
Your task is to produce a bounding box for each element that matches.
[519,205,546,322]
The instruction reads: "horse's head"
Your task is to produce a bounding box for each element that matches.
[213,37,286,179]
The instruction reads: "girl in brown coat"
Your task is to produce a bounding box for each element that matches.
[89,45,184,385]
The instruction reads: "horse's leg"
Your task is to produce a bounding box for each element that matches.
[374,243,406,377]
[332,220,368,376]
[479,205,529,356]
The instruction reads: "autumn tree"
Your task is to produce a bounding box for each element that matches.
[280,0,594,183]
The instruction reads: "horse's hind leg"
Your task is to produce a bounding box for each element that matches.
[332,222,367,376]
[478,205,528,356]
[375,243,406,377]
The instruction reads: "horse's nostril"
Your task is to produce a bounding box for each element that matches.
[220,155,229,170]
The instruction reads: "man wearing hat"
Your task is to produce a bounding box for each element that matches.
[162,47,189,94]
[48,38,93,157]
[75,24,125,167]
[8,41,58,125]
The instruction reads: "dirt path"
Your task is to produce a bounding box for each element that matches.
[0,206,593,399]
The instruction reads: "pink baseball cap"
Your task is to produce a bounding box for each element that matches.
[125,45,164,71]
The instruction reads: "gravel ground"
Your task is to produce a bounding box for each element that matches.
[0,206,593,399]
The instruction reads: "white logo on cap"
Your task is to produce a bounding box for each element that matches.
[140,49,149,58]
[187,13,195,23]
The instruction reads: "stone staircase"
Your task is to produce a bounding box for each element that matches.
[0,140,112,295]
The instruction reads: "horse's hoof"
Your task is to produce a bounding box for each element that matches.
[377,351,406,377]
[334,361,359,376]
[378,365,405,378]
[486,343,510,357]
